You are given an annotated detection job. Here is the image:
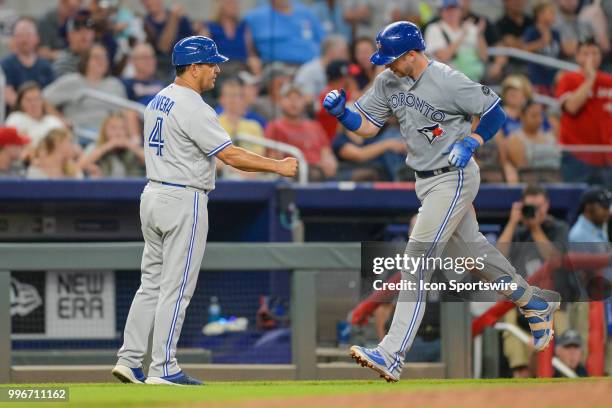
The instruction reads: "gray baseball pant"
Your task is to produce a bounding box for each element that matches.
[378,160,534,377]
[117,182,209,377]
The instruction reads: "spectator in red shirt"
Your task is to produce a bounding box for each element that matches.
[556,38,612,186]
[317,59,357,143]
[266,83,337,181]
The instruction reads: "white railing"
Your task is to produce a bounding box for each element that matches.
[473,322,577,378]
[490,85,559,109]
[234,133,310,185]
[488,46,580,72]
[559,144,612,153]
[487,47,582,110]
[80,88,146,115]
[494,323,577,378]
[0,69,5,124]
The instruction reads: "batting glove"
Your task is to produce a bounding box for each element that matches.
[323,89,347,118]
[443,136,481,169]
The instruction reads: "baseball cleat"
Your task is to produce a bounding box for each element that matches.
[349,345,399,383]
[111,364,146,384]
[145,371,204,386]
[520,289,561,351]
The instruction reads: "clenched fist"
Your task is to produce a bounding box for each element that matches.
[276,157,298,178]
[323,89,347,117]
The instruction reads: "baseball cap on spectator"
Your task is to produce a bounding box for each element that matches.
[557,329,582,348]
[326,60,350,82]
[280,82,303,97]
[66,10,94,32]
[261,63,293,89]
[577,36,599,51]
[440,0,460,9]
[0,127,31,147]
[579,187,612,210]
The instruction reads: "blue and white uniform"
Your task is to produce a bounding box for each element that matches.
[355,62,539,379]
[117,83,232,378]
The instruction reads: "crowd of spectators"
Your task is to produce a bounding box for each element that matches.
[0,0,609,184]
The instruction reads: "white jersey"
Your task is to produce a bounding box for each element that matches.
[143,84,232,191]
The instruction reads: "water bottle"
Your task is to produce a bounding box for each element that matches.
[208,296,221,323]
[337,321,351,347]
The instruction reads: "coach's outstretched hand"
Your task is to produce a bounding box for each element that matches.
[323,89,347,117]
[443,136,481,168]
[276,157,298,178]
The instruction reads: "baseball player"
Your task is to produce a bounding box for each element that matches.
[323,22,561,382]
[112,36,297,386]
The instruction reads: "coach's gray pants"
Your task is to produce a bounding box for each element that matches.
[117,183,209,377]
[379,160,533,376]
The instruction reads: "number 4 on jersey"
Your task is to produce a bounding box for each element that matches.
[148,117,164,156]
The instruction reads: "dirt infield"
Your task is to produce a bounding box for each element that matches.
[202,380,612,408]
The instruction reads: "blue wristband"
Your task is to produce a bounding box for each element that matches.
[475,100,506,142]
[337,108,362,132]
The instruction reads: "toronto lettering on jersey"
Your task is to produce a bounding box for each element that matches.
[147,94,175,116]
[387,92,446,122]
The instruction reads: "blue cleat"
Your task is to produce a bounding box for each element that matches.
[520,289,561,351]
[349,345,399,383]
[145,371,204,386]
[111,364,146,384]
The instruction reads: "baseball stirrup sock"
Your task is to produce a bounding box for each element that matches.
[493,276,532,306]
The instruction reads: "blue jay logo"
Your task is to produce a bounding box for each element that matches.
[417,123,446,144]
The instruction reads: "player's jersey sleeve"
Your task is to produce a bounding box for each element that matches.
[189,106,233,157]
[449,70,501,117]
[354,74,391,128]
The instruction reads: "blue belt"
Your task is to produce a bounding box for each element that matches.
[161,181,186,188]
[415,166,455,179]
[149,179,209,194]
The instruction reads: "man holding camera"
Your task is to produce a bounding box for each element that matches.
[496,185,569,377]
[497,185,568,277]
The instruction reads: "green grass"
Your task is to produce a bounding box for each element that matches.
[0,378,601,408]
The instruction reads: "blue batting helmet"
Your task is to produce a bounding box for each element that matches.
[172,36,229,66]
[370,21,426,66]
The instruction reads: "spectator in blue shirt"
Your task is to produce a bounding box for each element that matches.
[121,43,164,106]
[568,187,611,296]
[197,0,261,77]
[1,17,54,108]
[567,188,611,372]
[309,0,351,41]
[522,0,562,95]
[570,187,611,246]
[245,0,326,65]
[142,0,193,79]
